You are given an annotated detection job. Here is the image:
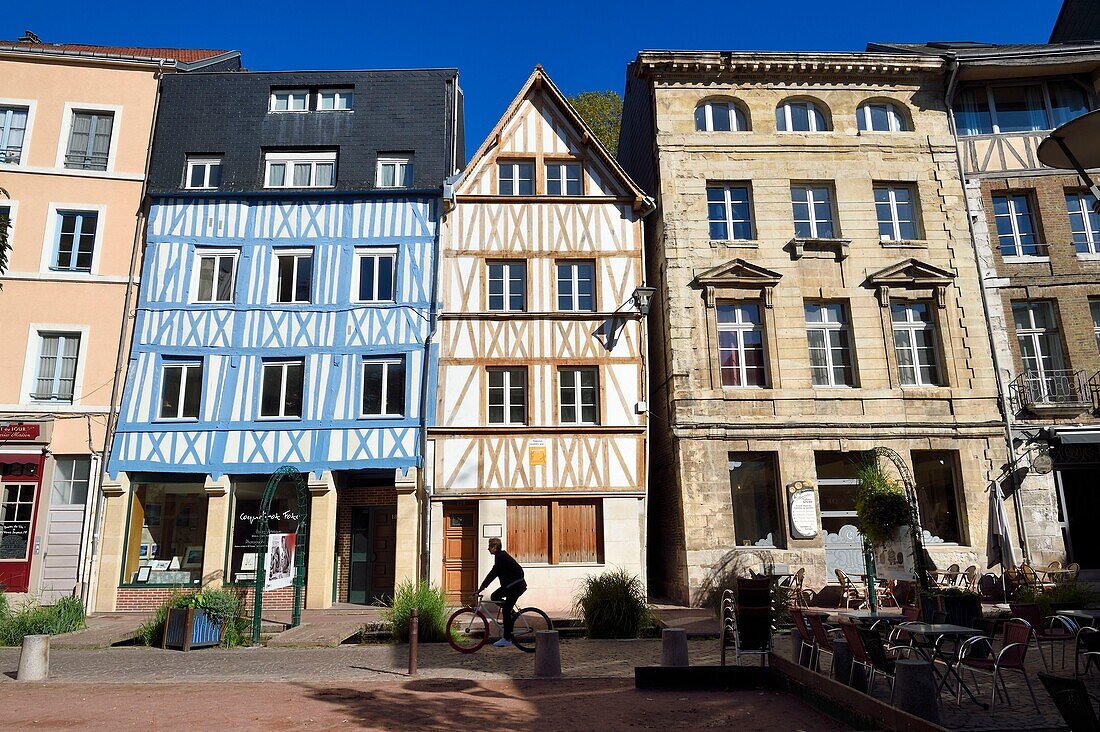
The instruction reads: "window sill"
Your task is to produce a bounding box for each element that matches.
[1076,253,1100,262]
[709,239,759,249]
[789,237,851,261]
[119,582,202,589]
[880,239,928,248]
[156,417,201,423]
[255,416,303,422]
[1001,256,1050,264]
[359,414,407,420]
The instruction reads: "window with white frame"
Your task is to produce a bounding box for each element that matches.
[716,302,766,387]
[362,357,405,417]
[546,162,582,195]
[487,260,526,312]
[265,151,336,188]
[556,260,596,311]
[1067,191,1100,255]
[954,81,1090,136]
[559,368,598,425]
[275,250,313,303]
[1091,300,1100,353]
[270,90,309,112]
[992,193,1042,257]
[64,111,113,170]
[0,105,28,164]
[707,184,754,241]
[376,156,413,188]
[33,332,80,402]
[498,161,534,195]
[355,248,396,302]
[51,457,91,506]
[194,250,237,303]
[805,302,855,387]
[0,205,11,238]
[857,102,910,132]
[317,89,353,110]
[695,100,749,132]
[791,185,836,238]
[891,302,941,387]
[874,184,919,241]
[776,99,830,132]
[260,360,304,418]
[159,360,203,420]
[488,368,527,425]
[52,211,97,272]
[1012,301,1066,391]
[185,156,223,190]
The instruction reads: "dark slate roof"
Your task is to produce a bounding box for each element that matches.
[147,70,463,195]
[1051,0,1100,43]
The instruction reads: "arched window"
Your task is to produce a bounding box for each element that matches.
[857,101,911,132]
[776,99,830,132]
[695,99,750,132]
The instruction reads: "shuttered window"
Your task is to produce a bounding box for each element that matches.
[507,499,603,565]
[507,502,549,564]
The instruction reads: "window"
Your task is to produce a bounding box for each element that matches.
[260,360,304,419]
[559,368,598,425]
[992,193,1041,257]
[891,302,941,387]
[912,451,962,544]
[0,105,28,164]
[874,185,919,241]
[275,251,313,303]
[498,161,534,195]
[507,500,602,564]
[1013,302,1066,396]
[776,99,829,132]
[729,453,782,548]
[194,250,237,303]
[1,484,36,561]
[805,303,855,387]
[1092,300,1100,353]
[34,333,80,402]
[0,206,10,238]
[556,260,596,311]
[791,185,836,238]
[362,357,405,417]
[487,260,526,312]
[270,90,309,112]
[123,482,208,585]
[159,360,203,420]
[317,89,353,110]
[185,157,223,190]
[64,111,113,170]
[716,302,766,387]
[488,368,527,425]
[954,81,1090,136]
[355,249,396,302]
[264,151,336,188]
[707,184,753,241]
[51,457,90,506]
[1067,192,1100,255]
[377,156,413,188]
[52,211,97,272]
[546,162,582,195]
[857,101,909,132]
[695,100,749,132]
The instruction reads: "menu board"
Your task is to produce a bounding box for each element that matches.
[787,481,819,539]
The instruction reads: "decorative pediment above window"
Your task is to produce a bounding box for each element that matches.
[695,258,783,308]
[788,237,851,261]
[866,258,955,308]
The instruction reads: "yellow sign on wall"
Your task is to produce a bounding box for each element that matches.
[529,439,547,466]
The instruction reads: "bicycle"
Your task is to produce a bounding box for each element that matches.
[446,593,553,654]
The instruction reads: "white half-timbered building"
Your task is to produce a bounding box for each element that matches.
[429,67,653,611]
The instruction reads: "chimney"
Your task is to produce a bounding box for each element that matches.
[18,31,43,44]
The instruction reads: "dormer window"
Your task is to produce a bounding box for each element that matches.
[270,90,309,112]
[954,81,1090,136]
[270,88,354,112]
[185,156,223,190]
[546,162,582,195]
[377,155,413,188]
[265,151,337,188]
[318,89,353,111]
[498,161,534,196]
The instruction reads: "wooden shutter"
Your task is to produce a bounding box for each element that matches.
[507,501,549,564]
[555,500,602,564]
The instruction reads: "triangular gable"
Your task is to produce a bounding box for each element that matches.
[866,258,955,307]
[455,65,650,207]
[695,258,783,308]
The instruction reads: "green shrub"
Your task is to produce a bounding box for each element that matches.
[0,593,86,646]
[856,462,914,546]
[1016,582,1097,617]
[575,568,651,639]
[385,581,450,643]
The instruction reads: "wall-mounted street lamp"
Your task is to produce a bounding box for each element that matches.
[1038,109,1100,214]
[631,286,656,316]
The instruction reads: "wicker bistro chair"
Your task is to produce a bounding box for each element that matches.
[954,620,1041,712]
[940,563,962,587]
[835,568,868,609]
[1020,563,1056,592]
[1039,672,1100,732]
[960,565,978,592]
[788,567,811,608]
[1010,602,1078,670]
[1067,562,1082,583]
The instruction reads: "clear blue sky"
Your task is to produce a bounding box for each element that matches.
[4,1,1062,158]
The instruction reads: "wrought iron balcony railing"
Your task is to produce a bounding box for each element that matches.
[1010,369,1093,415]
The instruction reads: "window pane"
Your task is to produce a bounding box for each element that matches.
[385,361,405,415]
[377,255,394,300]
[498,164,513,195]
[1050,81,1089,127]
[182,365,202,418]
[209,163,223,188]
[277,255,294,302]
[189,164,206,188]
[359,255,376,300]
[197,257,215,301]
[295,256,313,302]
[160,365,182,418]
[216,256,234,301]
[711,103,731,132]
[292,163,311,186]
[992,85,1050,132]
[729,453,781,547]
[268,163,286,187]
[363,363,383,415]
[284,363,303,417]
[315,163,334,187]
[790,103,809,131]
[912,451,961,543]
[954,88,993,136]
[260,365,282,416]
[695,105,708,131]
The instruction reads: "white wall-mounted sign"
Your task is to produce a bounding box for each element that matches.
[482,523,503,539]
[787,481,819,539]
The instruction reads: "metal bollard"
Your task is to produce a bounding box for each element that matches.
[535,630,562,677]
[17,634,50,682]
[661,627,689,667]
[408,608,418,676]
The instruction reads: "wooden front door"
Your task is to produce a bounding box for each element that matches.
[0,482,39,593]
[349,507,396,605]
[442,502,478,604]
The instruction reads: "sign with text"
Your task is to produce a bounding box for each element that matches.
[0,423,40,441]
[875,526,917,581]
[787,481,819,539]
[528,438,547,467]
[264,532,296,591]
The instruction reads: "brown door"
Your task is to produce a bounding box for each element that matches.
[442,502,478,604]
[370,507,397,602]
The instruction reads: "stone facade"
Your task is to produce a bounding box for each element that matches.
[620,52,1004,604]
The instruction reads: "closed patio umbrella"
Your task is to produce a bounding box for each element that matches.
[987,484,1017,571]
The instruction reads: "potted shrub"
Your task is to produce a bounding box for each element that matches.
[855,463,913,548]
[162,590,238,651]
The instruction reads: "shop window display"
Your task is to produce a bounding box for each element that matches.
[123,483,207,585]
[229,483,302,585]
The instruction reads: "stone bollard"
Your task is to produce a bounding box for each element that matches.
[661,627,689,667]
[832,638,865,688]
[17,634,50,682]
[535,630,562,678]
[893,659,940,725]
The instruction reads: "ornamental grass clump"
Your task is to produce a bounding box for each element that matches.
[856,462,914,547]
[385,581,450,643]
[575,568,651,639]
[0,592,86,646]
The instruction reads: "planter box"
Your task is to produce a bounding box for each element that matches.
[162,607,224,651]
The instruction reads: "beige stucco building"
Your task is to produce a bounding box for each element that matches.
[620,51,1005,603]
[0,34,238,604]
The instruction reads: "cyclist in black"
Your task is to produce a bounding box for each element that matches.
[477,537,526,647]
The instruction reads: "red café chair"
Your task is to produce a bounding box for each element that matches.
[806,612,842,677]
[789,607,815,667]
[954,620,1041,712]
[1010,602,1077,670]
[839,619,877,691]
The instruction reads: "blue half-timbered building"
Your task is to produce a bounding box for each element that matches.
[98,70,463,612]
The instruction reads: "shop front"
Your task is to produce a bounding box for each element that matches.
[0,445,47,594]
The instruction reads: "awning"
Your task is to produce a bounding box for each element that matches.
[1045,426,1100,445]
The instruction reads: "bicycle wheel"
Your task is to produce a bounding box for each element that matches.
[511,607,553,653]
[447,608,490,654]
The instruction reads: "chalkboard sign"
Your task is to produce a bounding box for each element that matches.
[787,481,819,539]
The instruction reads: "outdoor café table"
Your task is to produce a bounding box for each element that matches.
[897,622,987,709]
[832,609,902,627]
[1057,608,1100,627]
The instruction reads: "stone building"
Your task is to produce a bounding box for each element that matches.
[619,51,1004,603]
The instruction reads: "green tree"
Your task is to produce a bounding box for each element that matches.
[568,90,623,156]
[0,187,9,287]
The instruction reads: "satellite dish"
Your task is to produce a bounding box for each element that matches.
[1031,453,1054,475]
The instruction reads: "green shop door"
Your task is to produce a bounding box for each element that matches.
[349,507,397,604]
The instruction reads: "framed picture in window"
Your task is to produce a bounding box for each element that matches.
[136,566,152,583]
[145,503,161,527]
[182,546,203,568]
[149,560,170,571]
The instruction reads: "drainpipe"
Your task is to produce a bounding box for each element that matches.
[944,55,1031,562]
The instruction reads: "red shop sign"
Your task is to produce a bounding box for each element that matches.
[0,423,40,441]
[0,452,45,482]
